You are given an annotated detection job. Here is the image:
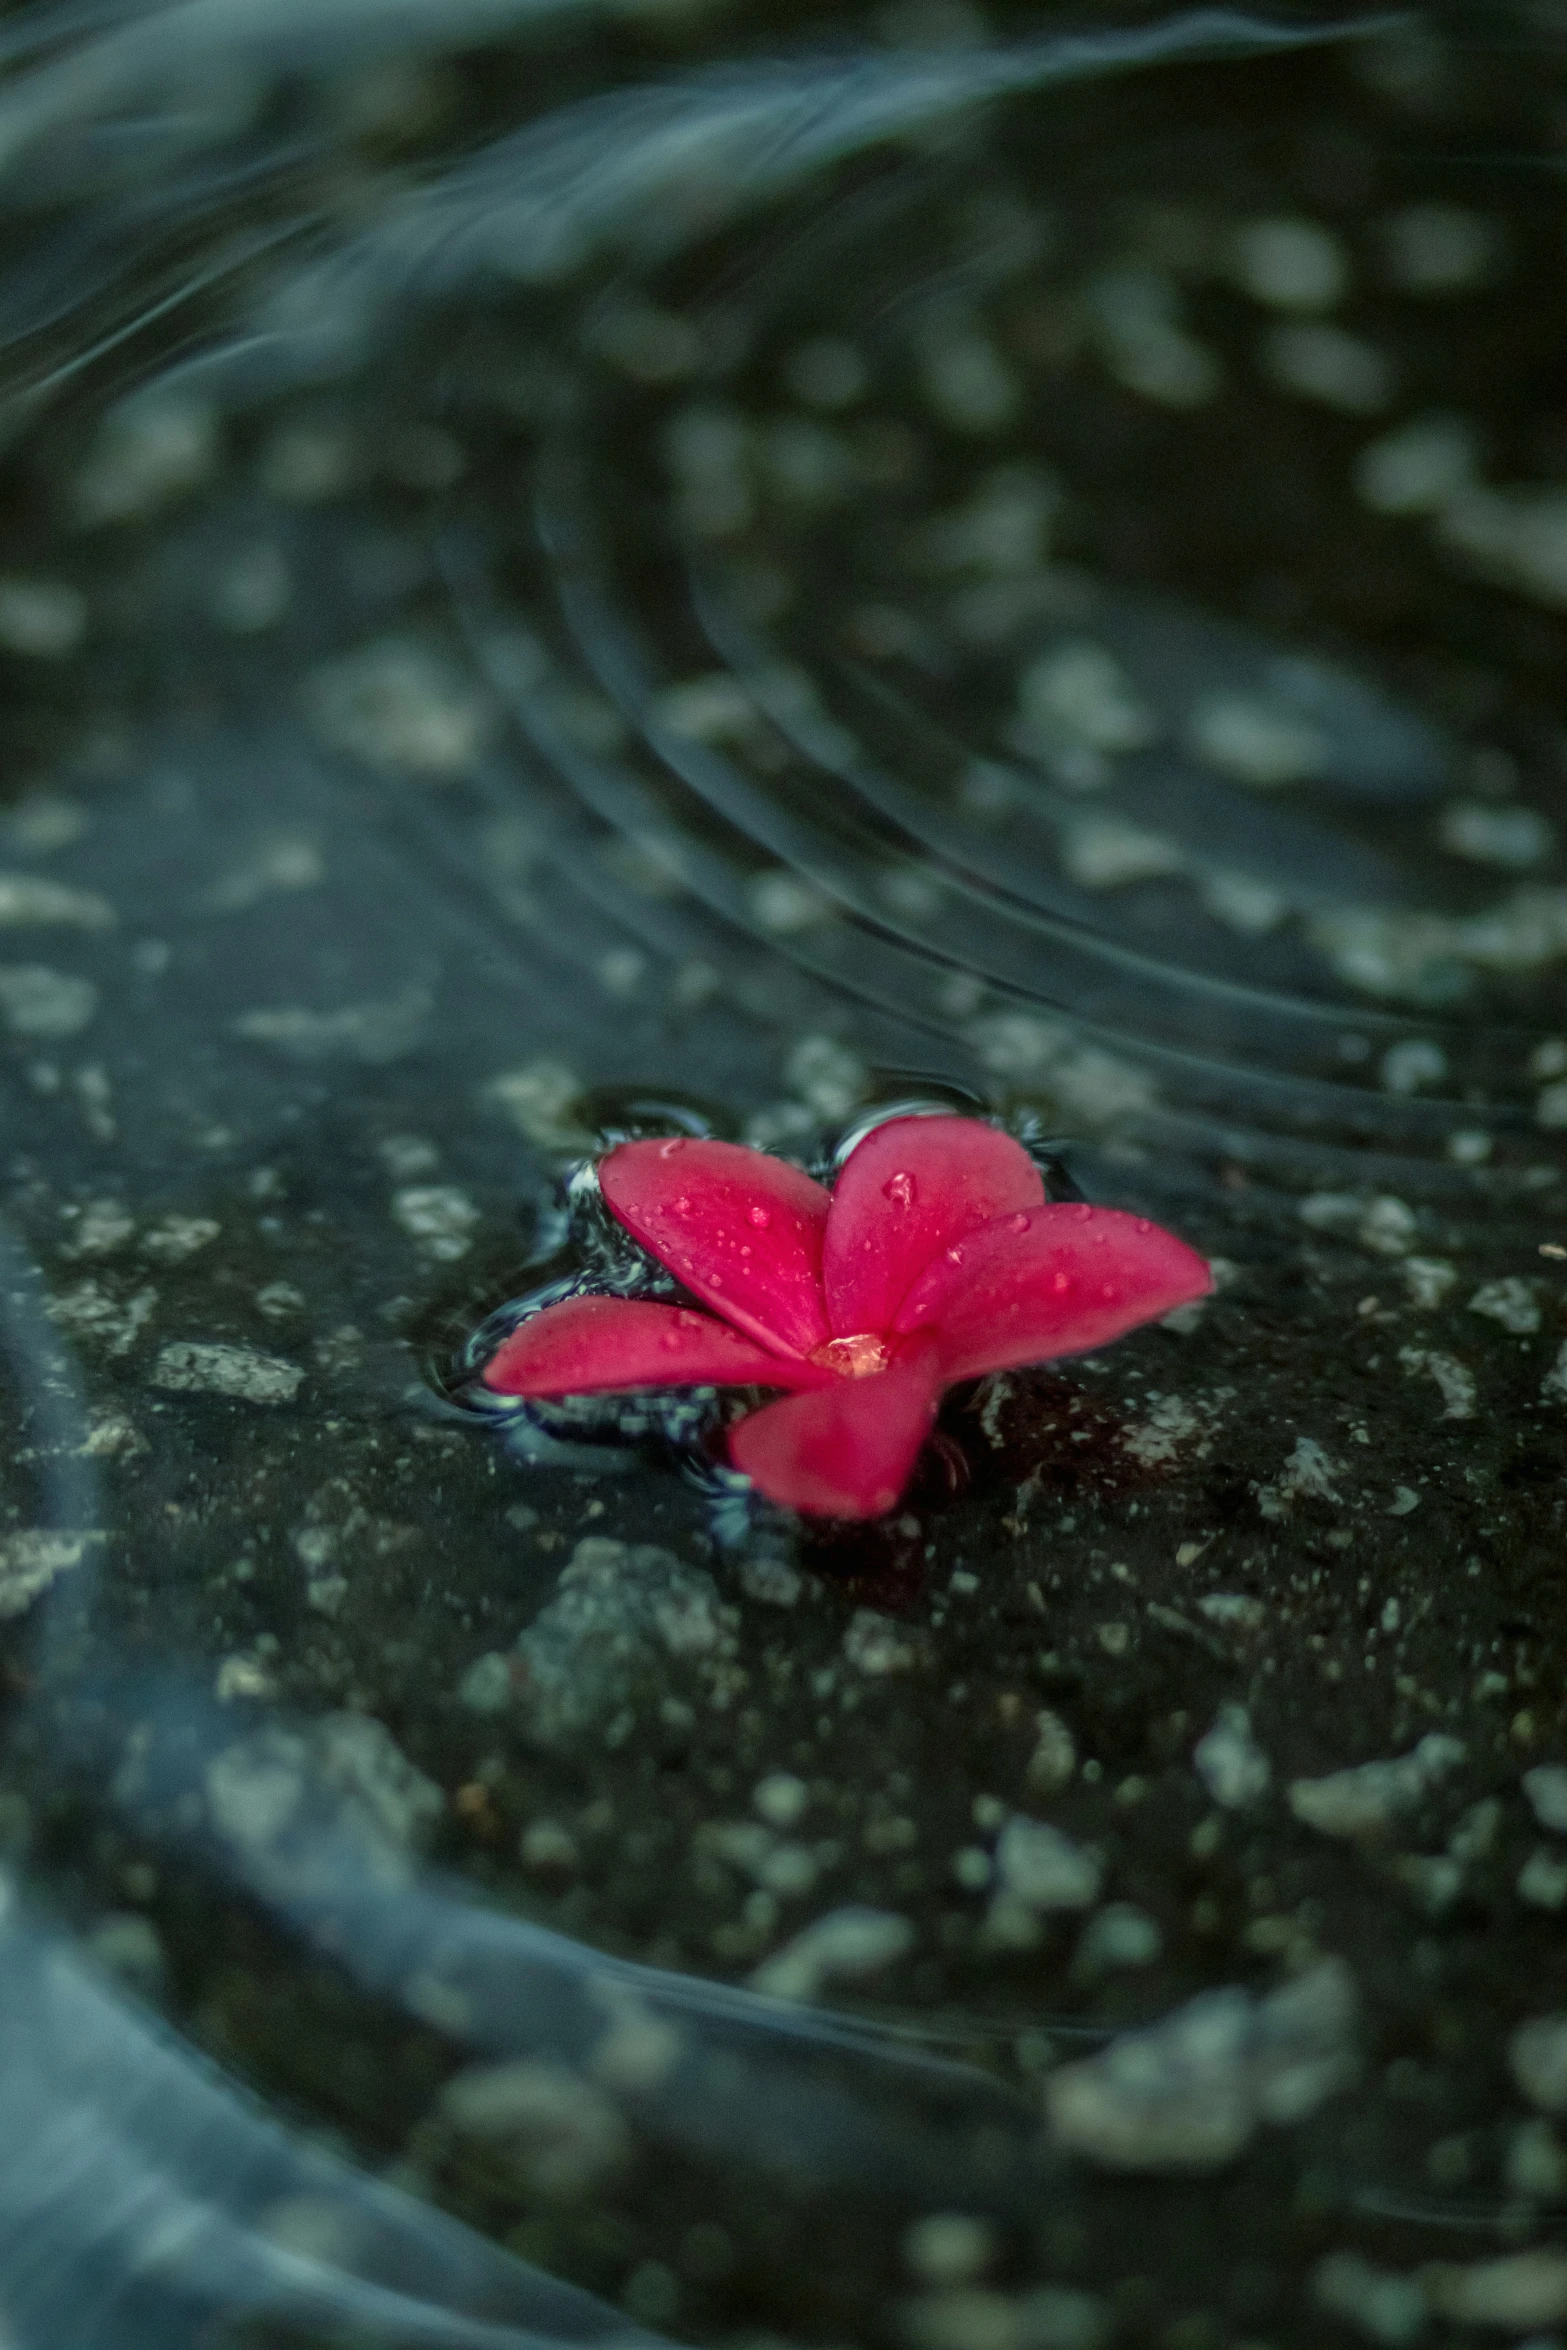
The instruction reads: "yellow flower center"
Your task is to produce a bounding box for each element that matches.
[808,1332,890,1379]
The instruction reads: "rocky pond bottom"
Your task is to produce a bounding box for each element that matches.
[0,1,1564,2345]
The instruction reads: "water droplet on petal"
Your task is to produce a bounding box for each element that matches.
[945,1245,964,1265]
[739,1244,752,1258]
[1052,1271,1072,1294]
[673,1194,691,1211]
[1100,1284,1118,1302]
[658,1138,686,1159]
[748,1204,771,1228]
[1072,1202,1094,1221]
[707,1273,724,1290]
[1135,1218,1151,1234]
[1092,1230,1108,1245]
[1008,1212,1031,1233]
[882,1171,916,1210]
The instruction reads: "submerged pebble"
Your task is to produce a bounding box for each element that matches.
[1046,1961,1359,2170]
[749,1905,915,2000]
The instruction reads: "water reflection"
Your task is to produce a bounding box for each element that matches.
[0,1887,684,2350]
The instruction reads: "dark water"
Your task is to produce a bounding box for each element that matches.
[2,3,1566,2344]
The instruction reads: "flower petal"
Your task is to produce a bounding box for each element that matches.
[894,1202,1211,1381]
[729,1337,942,1518]
[599,1138,830,1358]
[822,1116,1045,1338]
[482,1295,828,1397]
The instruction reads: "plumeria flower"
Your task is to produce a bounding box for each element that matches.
[482,1116,1210,1519]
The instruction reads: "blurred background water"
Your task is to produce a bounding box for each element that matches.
[3,2,1567,2343]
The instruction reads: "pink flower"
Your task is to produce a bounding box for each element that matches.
[481,1116,1211,1520]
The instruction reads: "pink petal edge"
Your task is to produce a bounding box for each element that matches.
[600,1137,831,1360]
[729,1336,943,1519]
[894,1203,1212,1382]
[482,1294,829,1397]
[822,1115,1046,1339]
